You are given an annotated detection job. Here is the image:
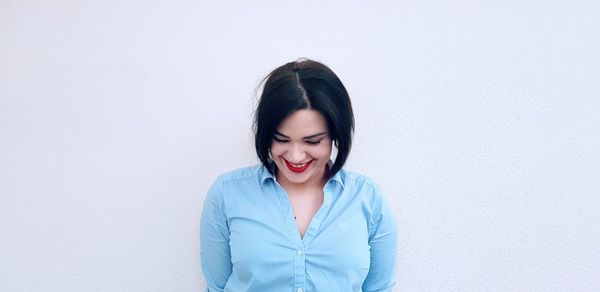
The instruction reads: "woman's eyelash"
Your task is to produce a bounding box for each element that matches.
[273,137,322,145]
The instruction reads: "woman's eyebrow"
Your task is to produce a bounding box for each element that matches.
[303,132,327,139]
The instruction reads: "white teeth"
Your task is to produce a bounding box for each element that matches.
[288,161,309,168]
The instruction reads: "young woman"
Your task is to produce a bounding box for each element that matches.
[200,59,397,291]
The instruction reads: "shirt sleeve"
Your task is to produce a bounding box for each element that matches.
[362,185,398,292]
[200,176,232,291]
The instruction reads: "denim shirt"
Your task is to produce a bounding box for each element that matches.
[200,164,397,292]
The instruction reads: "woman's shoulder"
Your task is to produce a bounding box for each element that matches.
[205,165,268,205]
[338,169,393,219]
[215,164,269,184]
[337,168,381,190]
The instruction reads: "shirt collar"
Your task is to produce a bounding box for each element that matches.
[328,167,344,188]
[260,164,276,184]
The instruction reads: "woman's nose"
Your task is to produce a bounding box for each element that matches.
[288,144,306,162]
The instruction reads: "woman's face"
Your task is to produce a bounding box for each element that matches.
[271,109,333,188]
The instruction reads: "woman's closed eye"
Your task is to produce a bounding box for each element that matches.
[273,137,322,145]
[273,137,289,143]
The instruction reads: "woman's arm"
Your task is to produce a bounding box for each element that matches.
[362,187,398,292]
[200,176,232,291]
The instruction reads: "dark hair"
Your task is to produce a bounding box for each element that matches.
[253,58,354,179]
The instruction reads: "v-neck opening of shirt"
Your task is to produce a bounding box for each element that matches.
[273,182,331,244]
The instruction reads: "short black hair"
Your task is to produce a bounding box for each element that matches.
[253,58,354,179]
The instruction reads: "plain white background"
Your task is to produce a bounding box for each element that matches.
[1,1,599,291]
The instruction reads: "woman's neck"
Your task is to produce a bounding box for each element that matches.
[276,166,328,193]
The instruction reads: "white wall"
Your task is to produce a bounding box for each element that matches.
[1,1,599,291]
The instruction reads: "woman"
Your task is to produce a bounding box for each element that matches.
[201,59,397,291]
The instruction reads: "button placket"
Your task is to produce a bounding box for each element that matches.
[294,244,306,292]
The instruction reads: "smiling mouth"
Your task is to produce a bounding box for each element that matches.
[284,159,313,173]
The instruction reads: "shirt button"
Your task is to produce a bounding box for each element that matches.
[297,250,303,256]
[297,288,303,292]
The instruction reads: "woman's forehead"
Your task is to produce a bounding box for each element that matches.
[276,109,328,137]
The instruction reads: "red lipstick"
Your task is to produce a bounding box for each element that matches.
[284,159,313,173]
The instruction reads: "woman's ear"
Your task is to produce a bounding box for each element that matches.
[330,142,338,162]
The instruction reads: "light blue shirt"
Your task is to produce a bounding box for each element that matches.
[200,164,397,292]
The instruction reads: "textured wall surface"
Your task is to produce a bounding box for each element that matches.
[1,1,599,291]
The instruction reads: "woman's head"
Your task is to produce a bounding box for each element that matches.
[253,59,354,183]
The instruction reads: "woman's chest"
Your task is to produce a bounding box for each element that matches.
[226,196,371,275]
